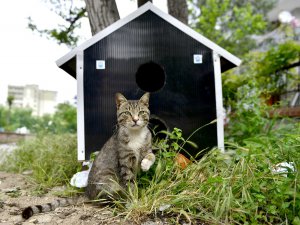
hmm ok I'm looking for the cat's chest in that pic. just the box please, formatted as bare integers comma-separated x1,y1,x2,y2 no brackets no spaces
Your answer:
126,129,147,152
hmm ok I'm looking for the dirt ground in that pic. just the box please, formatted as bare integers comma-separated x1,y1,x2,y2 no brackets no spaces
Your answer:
0,171,167,225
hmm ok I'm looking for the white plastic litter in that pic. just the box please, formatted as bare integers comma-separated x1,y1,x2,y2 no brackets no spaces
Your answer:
70,161,92,188
272,162,295,177
159,204,171,212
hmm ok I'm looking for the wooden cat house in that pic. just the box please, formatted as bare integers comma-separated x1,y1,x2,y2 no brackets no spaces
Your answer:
56,2,241,161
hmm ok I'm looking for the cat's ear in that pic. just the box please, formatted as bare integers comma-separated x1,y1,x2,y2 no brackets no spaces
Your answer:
115,93,127,109
139,92,150,107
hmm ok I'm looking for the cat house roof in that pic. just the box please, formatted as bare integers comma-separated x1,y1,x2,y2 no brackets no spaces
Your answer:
56,2,241,78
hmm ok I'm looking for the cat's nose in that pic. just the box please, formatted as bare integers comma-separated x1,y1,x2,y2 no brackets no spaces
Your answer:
132,116,139,123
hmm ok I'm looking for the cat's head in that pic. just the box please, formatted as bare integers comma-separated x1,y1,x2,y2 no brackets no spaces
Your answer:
115,92,150,130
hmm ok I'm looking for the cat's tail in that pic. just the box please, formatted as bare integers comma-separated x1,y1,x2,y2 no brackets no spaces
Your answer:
22,198,80,219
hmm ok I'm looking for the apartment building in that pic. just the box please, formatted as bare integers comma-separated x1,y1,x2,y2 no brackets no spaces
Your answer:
7,85,57,116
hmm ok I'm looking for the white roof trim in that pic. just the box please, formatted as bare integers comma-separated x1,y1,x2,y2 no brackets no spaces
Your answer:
56,2,241,68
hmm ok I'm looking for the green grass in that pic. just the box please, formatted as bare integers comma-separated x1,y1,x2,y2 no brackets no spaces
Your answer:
117,124,300,224
0,134,81,194
1,121,299,224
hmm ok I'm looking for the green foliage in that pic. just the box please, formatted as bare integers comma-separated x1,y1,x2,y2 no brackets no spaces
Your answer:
121,125,300,224
27,0,86,47
0,102,76,134
0,106,37,132
255,41,300,94
0,134,81,193
6,95,14,109
33,102,77,134
222,41,300,106
224,84,275,143
189,0,274,56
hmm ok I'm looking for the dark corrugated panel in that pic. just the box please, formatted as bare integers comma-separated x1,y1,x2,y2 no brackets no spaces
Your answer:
83,11,216,159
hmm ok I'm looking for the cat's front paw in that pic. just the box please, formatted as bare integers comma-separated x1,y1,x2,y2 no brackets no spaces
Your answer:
141,159,152,172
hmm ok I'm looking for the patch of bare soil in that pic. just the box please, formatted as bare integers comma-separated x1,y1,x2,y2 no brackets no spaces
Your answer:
0,171,167,225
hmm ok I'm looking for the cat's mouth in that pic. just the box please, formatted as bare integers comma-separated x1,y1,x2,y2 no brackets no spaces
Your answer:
130,122,144,129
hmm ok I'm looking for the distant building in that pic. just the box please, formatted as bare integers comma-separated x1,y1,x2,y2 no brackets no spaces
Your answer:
7,85,57,116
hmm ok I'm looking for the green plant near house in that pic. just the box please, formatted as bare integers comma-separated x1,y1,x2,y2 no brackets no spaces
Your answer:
255,41,300,96
224,84,277,144
120,125,300,224
222,40,300,109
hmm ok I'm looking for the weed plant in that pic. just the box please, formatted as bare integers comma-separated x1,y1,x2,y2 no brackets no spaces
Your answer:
0,134,81,193
120,124,300,224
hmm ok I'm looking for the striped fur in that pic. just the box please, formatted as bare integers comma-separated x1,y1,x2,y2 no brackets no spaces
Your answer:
85,92,155,199
22,93,155,219
22,198,78,219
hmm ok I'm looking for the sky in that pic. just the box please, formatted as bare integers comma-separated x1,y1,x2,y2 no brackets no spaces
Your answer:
0,0,167,106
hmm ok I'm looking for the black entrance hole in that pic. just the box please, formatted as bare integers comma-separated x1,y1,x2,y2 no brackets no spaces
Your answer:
136,61,166,92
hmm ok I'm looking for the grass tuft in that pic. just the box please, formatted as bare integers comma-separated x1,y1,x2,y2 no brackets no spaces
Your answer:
0,134,81,194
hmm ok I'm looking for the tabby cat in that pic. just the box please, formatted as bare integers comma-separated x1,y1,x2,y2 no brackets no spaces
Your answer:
22,92,155,219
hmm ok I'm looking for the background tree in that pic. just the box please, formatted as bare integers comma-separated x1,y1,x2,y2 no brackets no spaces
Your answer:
84,0,120,35
51,102,77,133
28,0,87,46
6,95,14,127
189,0,277,56
29,0,188,47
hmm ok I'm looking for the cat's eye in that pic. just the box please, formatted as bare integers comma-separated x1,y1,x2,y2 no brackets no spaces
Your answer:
124,111,131,116
139,111,147,115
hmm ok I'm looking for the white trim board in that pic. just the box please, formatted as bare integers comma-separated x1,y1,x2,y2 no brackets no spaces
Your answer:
76,51,85,161
213,52,225,152
56,2,241,69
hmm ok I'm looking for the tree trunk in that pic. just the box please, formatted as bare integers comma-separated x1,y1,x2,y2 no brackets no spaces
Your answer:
137,0,152,7
167,0,188,24
84,0,120,35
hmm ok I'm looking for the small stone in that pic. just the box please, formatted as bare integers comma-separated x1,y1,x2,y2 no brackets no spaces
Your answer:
29,218,38,224
2,187,20,193
58,214,66,219
44,222,58,225
22,170,33,175
6,202,18,207
8,207,20,215
63,208,76,216
37,215,52,223
80,215,92,220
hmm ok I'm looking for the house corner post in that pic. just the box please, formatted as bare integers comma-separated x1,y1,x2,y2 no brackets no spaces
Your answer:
213,51,225,152
76,51,85,161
